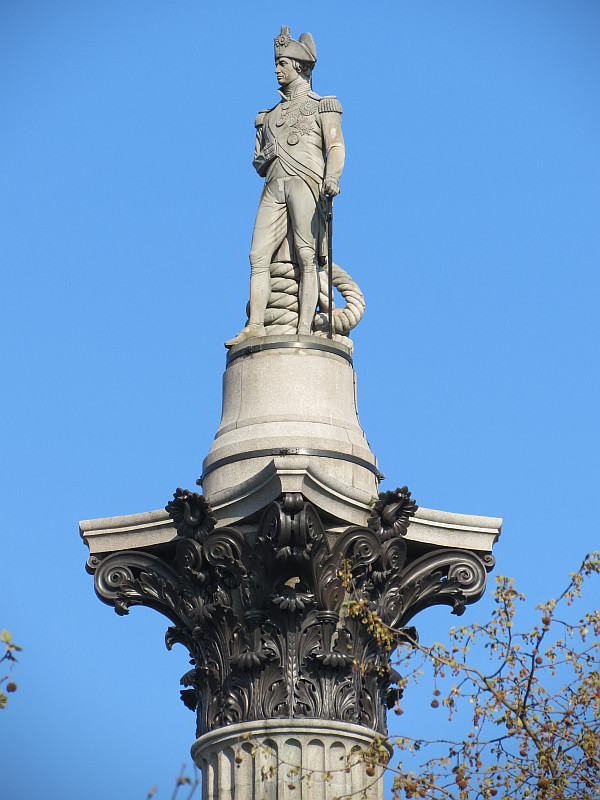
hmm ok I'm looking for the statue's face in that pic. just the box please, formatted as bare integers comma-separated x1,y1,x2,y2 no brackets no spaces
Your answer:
275,58,297,86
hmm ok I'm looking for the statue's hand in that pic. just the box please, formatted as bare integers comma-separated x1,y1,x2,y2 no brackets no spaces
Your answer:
323,178,340,197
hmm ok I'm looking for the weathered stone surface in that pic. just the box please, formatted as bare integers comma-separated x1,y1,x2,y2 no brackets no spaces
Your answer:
80,508,176,554
201,336,380,508
408,506,502,552
202,457,378,529
192,719,389,800
79,499,501,556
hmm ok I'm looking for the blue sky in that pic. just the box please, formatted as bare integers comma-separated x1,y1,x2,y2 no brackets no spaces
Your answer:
1,2,599,797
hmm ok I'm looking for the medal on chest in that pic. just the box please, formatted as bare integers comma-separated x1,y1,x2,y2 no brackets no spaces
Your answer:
275,99,318,145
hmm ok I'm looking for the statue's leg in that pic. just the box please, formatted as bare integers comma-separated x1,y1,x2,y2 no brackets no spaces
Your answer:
286,178,319,335
248,182,288,323
225,182,287,347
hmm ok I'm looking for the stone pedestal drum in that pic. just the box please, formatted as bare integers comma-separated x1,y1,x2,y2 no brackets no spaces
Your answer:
201,335,379,526
79,24,501,800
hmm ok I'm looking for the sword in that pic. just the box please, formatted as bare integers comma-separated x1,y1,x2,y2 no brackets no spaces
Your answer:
327,195,334,339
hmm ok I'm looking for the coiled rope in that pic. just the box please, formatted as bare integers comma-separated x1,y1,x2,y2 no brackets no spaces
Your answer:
260,261,365,345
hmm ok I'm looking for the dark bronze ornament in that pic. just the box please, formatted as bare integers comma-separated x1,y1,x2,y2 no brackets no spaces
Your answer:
367,486,418,539
87,487,491,738
165,488,217,541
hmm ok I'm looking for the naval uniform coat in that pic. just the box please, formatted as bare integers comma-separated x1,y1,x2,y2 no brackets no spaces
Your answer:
250,82,344,268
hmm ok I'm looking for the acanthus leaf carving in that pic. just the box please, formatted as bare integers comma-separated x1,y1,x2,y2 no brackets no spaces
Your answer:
87,486,492,737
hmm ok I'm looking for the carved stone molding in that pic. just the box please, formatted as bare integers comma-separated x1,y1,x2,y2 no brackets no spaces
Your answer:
86,488,492,738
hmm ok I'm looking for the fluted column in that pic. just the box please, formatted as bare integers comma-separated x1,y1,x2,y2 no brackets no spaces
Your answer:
192,720,389,800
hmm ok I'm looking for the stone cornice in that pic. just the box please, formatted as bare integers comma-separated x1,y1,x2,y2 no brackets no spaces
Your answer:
80,492,500,556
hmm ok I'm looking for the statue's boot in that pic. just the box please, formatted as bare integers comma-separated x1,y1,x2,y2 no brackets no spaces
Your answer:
225,323,266,348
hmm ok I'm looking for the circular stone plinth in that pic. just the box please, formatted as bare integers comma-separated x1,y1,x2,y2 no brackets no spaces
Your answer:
202,335,379,507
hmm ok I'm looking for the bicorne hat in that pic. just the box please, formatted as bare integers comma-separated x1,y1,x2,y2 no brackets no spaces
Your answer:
274,26,317,64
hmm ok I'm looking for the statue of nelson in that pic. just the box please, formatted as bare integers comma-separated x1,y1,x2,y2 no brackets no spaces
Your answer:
225,26,345,347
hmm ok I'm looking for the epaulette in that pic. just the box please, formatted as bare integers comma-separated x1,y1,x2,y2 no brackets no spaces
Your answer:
254,110,270,128
319,96,343,114
308,90,321,101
